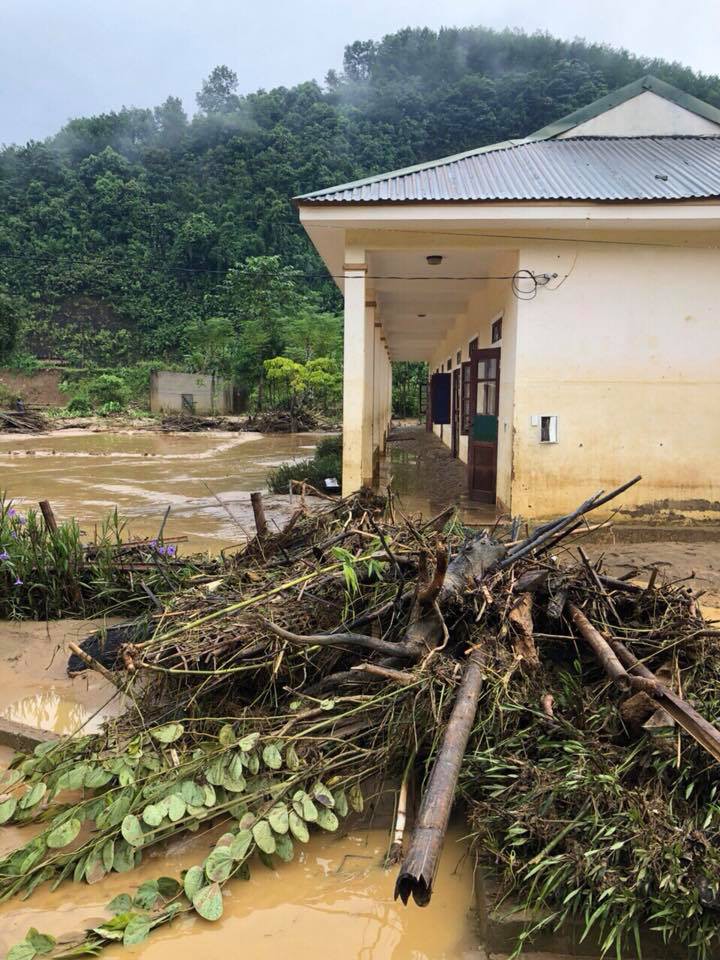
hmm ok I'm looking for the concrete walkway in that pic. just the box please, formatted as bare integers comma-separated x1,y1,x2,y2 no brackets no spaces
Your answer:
380,424,497,525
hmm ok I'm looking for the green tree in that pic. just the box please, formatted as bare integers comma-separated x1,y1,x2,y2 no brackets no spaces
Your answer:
196,65,240,114
0,288,27,361
184,316,236,378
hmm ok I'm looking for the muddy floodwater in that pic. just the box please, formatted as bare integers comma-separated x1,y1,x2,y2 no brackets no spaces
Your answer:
0,429,328,551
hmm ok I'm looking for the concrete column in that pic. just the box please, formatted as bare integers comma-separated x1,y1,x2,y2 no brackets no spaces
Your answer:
372,320,382,462
342,249,371,495
362,302,376,484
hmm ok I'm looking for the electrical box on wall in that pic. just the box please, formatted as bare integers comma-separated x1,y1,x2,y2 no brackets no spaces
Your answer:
540,415,558,443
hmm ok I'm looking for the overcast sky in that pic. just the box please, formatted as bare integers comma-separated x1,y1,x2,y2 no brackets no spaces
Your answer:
1,0,718,146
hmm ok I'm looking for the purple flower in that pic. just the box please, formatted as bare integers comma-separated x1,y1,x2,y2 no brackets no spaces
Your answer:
7,508,16,518
10,532,17,540
13,577,23,586
16,516,26,526
0,551,9,561
165,544,177,557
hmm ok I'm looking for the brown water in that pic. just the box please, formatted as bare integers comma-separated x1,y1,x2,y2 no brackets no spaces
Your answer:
0,429,327,551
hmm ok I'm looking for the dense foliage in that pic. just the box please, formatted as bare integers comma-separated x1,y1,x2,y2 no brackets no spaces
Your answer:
1,25,719,385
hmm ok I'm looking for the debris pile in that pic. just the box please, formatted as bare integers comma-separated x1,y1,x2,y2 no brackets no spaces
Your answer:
245,403,334,433
160,413,244,432
0,408,47,433
2,476,720,958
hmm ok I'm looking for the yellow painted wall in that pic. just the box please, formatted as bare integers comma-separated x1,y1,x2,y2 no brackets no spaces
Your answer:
510,241,720,518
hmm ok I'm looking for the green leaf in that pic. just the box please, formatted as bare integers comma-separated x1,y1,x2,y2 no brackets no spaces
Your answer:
246,752,260,775
180,780,205,806
192,882,224,922
85,851,107,885
56,766,88,792
142,803,164,827
112,840,136,873
19,782,46,810
205,757,226,786
102,839,115,872
275,833,294,862
222,773,246,794
238,733,259,751
84,766,113,789
121,814,145,847
107,893,133,913
315,807,339,832
292,790,318,822
123,915,151,946
167,795,186,822
268,803,289,835
134,880,160,910
26,928,55,955
157,876,181,898
218,724,236,747
204,846,233,882
6,941,36,960
230,829,252,861
348,784,364,813
262,744,283,770
203,784,216,807
312,781,334,808
46,817,82,849
150,723,184,744
289,811,309,843
285,744,301,771
333,790,349,818
252,819,276,854
1,769,23,788
0,794,17,824
183,865,204,901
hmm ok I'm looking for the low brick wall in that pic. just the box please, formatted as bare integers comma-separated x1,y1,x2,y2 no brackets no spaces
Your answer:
0,369,65,406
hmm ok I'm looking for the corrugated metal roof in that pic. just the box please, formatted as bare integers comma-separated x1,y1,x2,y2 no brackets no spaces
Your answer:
297,136,720,203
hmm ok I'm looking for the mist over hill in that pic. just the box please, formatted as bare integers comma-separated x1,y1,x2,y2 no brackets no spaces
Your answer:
1,25,718,364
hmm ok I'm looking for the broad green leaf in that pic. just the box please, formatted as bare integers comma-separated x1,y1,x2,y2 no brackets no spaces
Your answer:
268,803,289,834
150,722,184,744
73,854,88,883
55,766,87,792
205,757,226,786
6,942,36,960
252,820,276,854
204,846,233,882
245,752,260,775
285,744,301,771
222,773,246,794
157,876,181,898
134,880,160,910
121,814,145,847
123,915,151,946
102,839,115,872
112,840,136,873
315,807,339,832
275,833,294,863
0,769,23,788
0,795,18,824
218,724,236,747
348,785,364,813
107,893,133,913
238,733,259,751
227,754,244,781
289,811,309,843
292,791,318,822
142,804,164,827
203,784,216,807
84,767,113,789
230,829,252,861
183,865,204,901
262,744,282,770
19,782,46,810
192,882,224,922
180,781,205,806
312,781,334,808
167,795,186,822
333,790,349,818
26,929,55,955
103,790,133,827
85,851,107,885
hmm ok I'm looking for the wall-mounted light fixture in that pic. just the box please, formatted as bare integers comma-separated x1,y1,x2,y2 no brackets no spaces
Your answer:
417,313,427,318
426,254,443,266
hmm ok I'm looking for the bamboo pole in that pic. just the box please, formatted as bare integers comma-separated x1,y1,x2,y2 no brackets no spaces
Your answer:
39,500,58,533
395,647,485,907
250,491,268,538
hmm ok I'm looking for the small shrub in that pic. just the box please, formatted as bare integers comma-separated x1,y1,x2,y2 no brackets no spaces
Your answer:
267,437,341,495
67,396,92,416
98,400,124,417
85,374,129,408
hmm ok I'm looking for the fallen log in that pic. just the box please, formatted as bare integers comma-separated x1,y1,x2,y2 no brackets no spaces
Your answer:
394,646,486,907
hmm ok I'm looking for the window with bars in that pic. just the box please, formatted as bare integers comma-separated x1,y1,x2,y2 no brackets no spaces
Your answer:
492,317,503,343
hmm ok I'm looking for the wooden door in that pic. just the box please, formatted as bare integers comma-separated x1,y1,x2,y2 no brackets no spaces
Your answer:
451,368,461,457
467,348,500,503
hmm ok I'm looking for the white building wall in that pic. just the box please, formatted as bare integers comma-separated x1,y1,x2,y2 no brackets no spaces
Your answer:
557,91,720,137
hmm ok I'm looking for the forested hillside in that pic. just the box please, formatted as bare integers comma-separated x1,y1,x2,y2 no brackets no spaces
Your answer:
1,25,719,370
